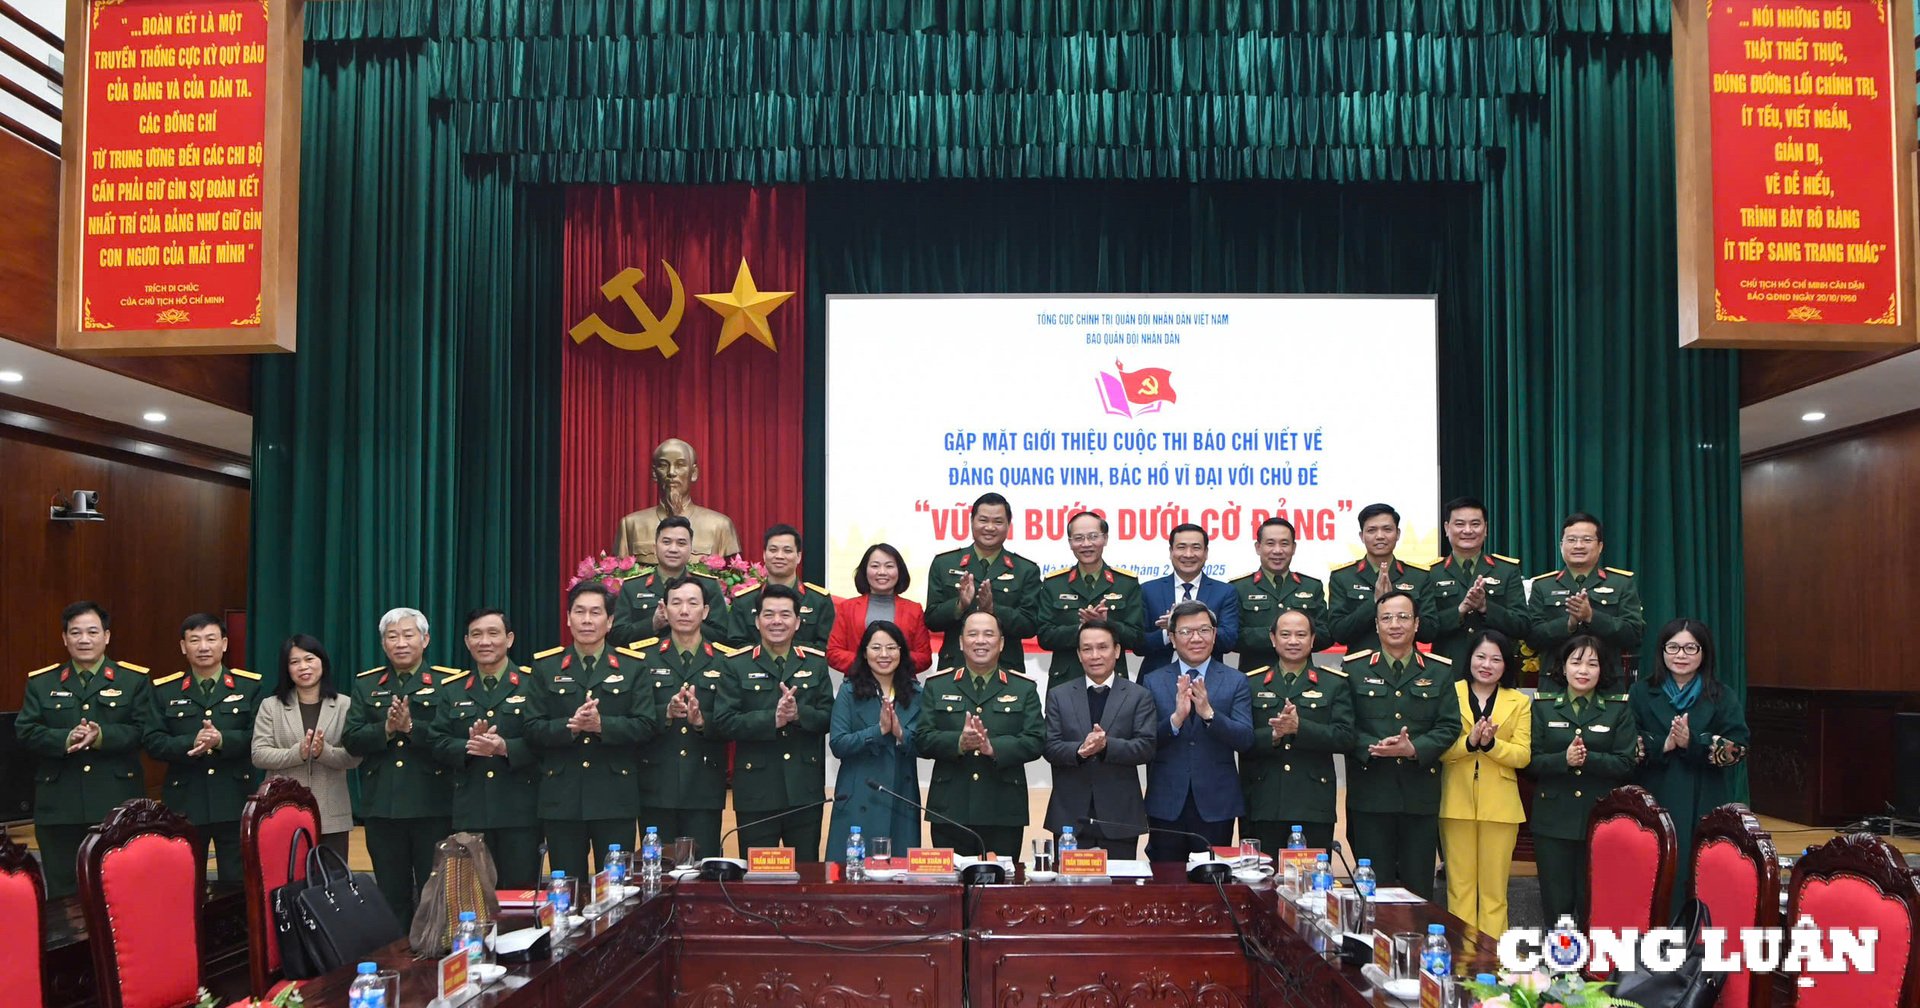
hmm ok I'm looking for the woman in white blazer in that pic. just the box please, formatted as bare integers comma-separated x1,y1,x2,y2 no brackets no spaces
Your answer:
252,634,361,855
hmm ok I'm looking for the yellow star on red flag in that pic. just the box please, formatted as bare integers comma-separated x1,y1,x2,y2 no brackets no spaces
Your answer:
696,259,794,354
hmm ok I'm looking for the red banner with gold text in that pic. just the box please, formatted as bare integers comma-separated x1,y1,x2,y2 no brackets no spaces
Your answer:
1707,0,1903,326
559,186,807,593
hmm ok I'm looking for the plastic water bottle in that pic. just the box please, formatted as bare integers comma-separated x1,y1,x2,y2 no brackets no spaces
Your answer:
1423,923,1453,977
606,844,630,888
1059,826,1078,852
455,911,484,969
1311,852,1333,891
1353,858,1376,897
845,826,867,881
640,826,663,883
1287,825,1306,850
348,962,385,1008
547,869,573,921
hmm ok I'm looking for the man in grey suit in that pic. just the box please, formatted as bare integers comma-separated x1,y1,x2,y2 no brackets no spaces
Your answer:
1141,600,1254,861
1043,620,1159,858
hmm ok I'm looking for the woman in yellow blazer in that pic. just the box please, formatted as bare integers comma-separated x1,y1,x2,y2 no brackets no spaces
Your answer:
1438,630,1532,936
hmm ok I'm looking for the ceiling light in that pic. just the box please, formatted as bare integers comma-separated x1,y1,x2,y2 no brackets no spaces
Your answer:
0,370,21,383
1800,411,1826,422
142,411,167,423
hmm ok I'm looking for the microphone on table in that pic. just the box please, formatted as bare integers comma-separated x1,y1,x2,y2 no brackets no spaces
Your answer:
866,780,1007,885
698,791,848,881
1081,817,1234,883
1329,839,1358,881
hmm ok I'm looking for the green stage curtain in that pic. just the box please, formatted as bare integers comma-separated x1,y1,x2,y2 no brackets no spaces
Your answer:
248,45,561,680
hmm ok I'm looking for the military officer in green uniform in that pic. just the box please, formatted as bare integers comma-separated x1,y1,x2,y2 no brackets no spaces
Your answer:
712,584,834,859
725,524,835,650
612,515,730,648
527,582,658,880
17,601,155,898
1345,590,1459,900
1329,504,1437,654
1425,497,1531,669
1529,634,1638,925
925,492,1043,672
912,609,1046,857
634,575,737,858
1036,510,1143,686
1232,516,1330,671
1240,610,1353,854
1526,512,1646,676
146,613,261,882
344,606,460,924
425,608,542,889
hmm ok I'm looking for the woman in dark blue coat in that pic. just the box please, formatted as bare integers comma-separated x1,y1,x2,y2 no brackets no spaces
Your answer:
828,620,923,858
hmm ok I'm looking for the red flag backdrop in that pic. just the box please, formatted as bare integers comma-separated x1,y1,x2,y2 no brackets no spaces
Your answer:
559,185,807,593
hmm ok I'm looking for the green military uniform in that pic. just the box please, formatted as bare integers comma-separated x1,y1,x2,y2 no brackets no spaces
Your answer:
924,547,1043,671
632,636,738,858
1239,661,1354,854
426,664,542,889
725,581,835,651
17,658,155,898
345,663,462,923
1035,564,1144,685
1529,690,1637,926
146,665,262,882
1344,649,1459,900
610,567,730,649
1327,559,1438,653
1525,567,1646,675
1629,678,1749,917
911,666,1046,857
711,644,833,859
526,642,657,880
1231,568,1330,672
1425,552,1531,669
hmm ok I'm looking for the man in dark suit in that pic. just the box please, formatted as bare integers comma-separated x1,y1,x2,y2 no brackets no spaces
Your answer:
1138,523,1240,675
1140,601,1254,860
1043,619,1159,858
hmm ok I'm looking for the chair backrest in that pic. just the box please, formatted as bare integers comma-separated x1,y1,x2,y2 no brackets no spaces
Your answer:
240,777,320,996
1787,833,1920,1008
1585,785,1678,933
76,799,205,1008
0,826,47,1008
1692,804,1779,1008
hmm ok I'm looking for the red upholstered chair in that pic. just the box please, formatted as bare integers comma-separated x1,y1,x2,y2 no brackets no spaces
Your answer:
1585,785,1679,934
240,778,320,997
0,827,47,1008
1692,804,1778,1008
76,799,206,1008
1786,833,1920,1008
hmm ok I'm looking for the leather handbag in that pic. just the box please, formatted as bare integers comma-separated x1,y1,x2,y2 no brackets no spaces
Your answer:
409,831,501,956
292,842,403,973
268,827,322,979
1611,898,1727,1008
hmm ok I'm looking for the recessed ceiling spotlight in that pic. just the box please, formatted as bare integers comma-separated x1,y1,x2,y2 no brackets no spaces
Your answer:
142,411,168,423
0,370,22,383
1800,411,1826,422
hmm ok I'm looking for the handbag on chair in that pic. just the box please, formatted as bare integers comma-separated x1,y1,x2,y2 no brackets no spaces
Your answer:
268,827,322,979
291,842,403,973
409,831,501,957
1610,897,1727,1008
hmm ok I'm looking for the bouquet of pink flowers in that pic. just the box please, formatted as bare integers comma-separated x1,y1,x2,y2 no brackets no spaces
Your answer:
700,553,766,596
567,551,643,596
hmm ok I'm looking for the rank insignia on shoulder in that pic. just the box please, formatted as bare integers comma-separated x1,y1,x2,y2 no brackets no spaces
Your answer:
1245,667,1268,677
533,646,565,660
153,672,185,687
231,668,261,680
359,666,386,677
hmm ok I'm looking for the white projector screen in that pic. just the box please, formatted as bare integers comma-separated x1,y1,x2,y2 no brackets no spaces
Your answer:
823,295,1440,620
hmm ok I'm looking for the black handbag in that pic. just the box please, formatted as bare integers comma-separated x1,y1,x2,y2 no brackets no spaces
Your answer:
290,842,404,973
1611,897,1728,1008
268,827,322,979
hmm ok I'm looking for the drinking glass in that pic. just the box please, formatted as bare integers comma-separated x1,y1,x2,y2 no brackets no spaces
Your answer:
1030,836,1055,873
671,837,697,868
1239,837,1263,864
1391,932,1423,982
869,835,893,867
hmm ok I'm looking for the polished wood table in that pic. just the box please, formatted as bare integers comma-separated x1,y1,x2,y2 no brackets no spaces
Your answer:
291,866,1498,1007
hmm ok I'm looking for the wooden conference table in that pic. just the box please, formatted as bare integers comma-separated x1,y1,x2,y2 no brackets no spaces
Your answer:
294,866,1500,1007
